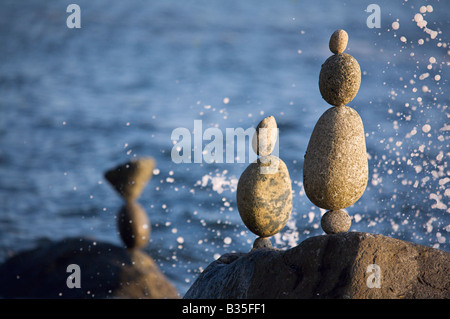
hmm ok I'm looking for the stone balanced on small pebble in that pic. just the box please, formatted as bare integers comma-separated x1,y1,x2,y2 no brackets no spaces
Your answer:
105,157,155,249
303,30,369,234
237,116,293,249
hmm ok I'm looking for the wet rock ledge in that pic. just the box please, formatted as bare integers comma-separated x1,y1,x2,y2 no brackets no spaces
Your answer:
184,232,449,299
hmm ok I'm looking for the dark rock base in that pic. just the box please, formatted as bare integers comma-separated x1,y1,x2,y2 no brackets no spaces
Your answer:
184,232,449,299
0,237,179,299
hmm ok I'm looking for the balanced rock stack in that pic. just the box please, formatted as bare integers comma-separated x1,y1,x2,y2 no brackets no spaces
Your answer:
105,157,155,249
237,116,293,249
303,30,368,234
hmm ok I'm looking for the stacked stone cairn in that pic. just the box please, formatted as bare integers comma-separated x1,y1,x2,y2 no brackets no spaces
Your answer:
303,30,369,234
236,116,293,249
104,157,155,249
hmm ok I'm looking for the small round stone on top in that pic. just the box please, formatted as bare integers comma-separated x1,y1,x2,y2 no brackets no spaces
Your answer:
329,29,348,54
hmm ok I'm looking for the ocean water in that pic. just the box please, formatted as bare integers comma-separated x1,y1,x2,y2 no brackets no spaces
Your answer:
0,0,448,296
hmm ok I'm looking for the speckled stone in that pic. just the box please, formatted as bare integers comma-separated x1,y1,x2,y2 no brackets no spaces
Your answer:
105,157,155,201
252,116,278,156
319,53,361,106
252,237,272,249
303,106,368,210
117,201,151,249
329,29,348,54
321,210,351,234
237,155,292,238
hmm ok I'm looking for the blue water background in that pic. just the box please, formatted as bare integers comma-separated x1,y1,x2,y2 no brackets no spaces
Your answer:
0,0,449,296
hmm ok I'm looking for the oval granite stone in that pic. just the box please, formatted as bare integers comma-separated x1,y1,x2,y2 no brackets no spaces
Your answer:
321,210,351,234
237,155,292,238
303,106,368,210
319,53,361,106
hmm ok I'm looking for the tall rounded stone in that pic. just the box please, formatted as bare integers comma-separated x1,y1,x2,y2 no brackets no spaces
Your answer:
117,201,151,249
237,156,292,238
303,106,368,210
252,116,278,156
